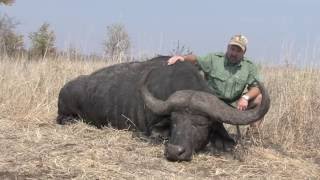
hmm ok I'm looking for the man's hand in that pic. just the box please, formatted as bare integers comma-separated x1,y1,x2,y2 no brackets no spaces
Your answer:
167,56,184,65
237,98,248,111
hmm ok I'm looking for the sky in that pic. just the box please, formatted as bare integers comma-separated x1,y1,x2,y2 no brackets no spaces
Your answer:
1,0,320,66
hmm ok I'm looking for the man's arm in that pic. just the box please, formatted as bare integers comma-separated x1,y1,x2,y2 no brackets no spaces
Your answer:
243,86,261,101
238,60,262,111
167,54,198,65
238,86,261,111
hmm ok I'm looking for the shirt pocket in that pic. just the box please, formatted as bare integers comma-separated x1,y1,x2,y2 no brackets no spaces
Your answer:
209,71,229,98
232,73,248,97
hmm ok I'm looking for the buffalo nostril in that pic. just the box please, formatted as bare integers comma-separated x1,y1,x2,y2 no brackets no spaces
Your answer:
176,146,185,155
165,144,186,159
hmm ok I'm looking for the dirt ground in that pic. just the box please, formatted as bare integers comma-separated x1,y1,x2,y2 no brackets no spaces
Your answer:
0,116,319,180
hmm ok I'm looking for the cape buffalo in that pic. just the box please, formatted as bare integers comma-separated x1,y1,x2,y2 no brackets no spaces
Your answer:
57,56,270,161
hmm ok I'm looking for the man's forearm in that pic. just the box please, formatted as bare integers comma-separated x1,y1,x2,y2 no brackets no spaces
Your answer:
182,54,198,64
168,54,198,65
243,86,260,100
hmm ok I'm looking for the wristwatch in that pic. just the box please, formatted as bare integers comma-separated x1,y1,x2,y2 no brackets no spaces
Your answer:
242,94,250,101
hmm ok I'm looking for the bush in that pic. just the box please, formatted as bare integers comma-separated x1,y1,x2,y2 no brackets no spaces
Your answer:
29,22,56,59
103,23,131,62
0,14,24,57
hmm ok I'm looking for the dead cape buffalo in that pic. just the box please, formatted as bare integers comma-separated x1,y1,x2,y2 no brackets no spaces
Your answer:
57,56,270,161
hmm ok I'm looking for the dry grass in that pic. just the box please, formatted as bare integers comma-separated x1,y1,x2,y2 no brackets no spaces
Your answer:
0,56,319,179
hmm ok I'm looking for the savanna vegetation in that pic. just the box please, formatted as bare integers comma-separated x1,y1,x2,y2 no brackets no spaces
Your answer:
0,54,319,179
0,6,319,179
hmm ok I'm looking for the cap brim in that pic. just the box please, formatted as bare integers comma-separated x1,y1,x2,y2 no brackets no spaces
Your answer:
229,42,246,51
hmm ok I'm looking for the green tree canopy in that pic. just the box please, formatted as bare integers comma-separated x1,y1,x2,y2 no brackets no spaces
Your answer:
29,22,56,59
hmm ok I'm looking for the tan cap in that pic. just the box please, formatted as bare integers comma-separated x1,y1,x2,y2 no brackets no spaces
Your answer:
228,34,248,51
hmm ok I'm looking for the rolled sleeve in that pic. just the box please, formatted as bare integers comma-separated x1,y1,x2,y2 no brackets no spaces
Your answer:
196,53,215,73
247,63,262,88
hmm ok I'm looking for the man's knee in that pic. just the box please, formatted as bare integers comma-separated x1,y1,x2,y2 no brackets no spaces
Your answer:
253,94,262,105
248,94,262,108
248,93,263,128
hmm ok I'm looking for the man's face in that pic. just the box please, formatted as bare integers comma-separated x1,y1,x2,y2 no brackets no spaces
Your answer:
226,45,245,64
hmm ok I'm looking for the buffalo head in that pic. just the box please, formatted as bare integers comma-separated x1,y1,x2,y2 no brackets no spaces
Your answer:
140,68,270,161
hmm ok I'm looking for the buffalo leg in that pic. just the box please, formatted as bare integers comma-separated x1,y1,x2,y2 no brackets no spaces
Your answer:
210,123,236,152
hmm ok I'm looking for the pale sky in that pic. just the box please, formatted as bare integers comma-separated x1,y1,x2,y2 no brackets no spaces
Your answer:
1,0,320,66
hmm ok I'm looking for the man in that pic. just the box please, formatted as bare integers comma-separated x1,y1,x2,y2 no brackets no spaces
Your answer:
167,35,263,134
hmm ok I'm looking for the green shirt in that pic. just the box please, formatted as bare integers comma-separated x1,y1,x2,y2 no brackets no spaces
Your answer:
197,52,261,102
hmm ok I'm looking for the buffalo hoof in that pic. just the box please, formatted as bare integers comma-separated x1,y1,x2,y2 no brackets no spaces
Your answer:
210,136,236,153
224,139,236,152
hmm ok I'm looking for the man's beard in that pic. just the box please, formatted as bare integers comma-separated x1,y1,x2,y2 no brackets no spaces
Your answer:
228,56,241,64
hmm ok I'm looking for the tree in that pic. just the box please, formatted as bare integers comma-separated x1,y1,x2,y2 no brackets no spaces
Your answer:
0,14,24,57
29,22,56,59
0,0,14,5
103,23,131,62
3,31,24,56
169,40,192,56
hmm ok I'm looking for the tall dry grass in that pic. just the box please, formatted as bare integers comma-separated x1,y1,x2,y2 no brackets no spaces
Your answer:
0,57,108,123
0,56,319,179
262,66,320,152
